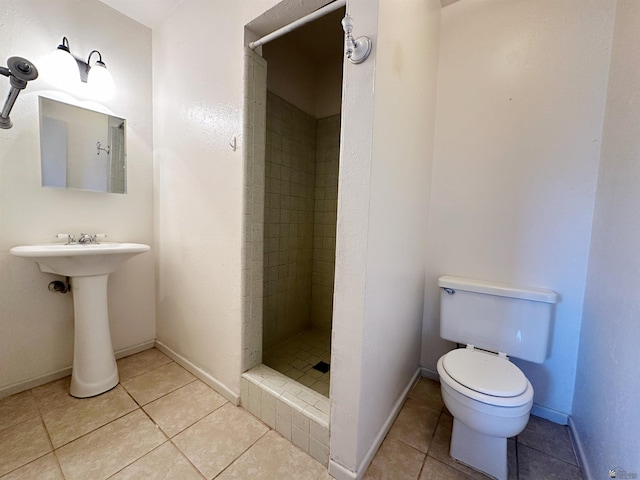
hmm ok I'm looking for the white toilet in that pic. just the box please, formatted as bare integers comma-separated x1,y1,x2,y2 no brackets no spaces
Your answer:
436,276,558,480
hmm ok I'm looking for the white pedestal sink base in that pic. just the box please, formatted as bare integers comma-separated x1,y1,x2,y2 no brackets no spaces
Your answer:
10,242,150,398
70,274,119,398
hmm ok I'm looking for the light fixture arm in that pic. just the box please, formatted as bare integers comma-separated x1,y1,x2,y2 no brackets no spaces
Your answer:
341,14,372,64
56,38,107,83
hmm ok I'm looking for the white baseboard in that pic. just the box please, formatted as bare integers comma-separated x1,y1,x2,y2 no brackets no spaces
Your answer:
568,416,592,480
328,459,357,480
530,404,569,425
0,340,156,400
115,340,156,359
0,367,72,399
420,366,439,381
155,340,239,405
329,368,421,480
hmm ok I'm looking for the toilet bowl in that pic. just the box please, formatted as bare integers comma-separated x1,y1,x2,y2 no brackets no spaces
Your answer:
437,348,533,480
435,276,558,480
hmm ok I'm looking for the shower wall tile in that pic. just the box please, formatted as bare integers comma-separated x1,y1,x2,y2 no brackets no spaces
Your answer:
311,115,340,333
264,92,317,351
242,49,267,372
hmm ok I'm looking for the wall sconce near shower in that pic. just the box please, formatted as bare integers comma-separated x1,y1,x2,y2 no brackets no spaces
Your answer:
0,56,39,129
45,37,115,101
341,14,372,64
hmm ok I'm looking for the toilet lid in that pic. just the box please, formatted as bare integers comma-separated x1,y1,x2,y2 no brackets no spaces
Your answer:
442,349,528,397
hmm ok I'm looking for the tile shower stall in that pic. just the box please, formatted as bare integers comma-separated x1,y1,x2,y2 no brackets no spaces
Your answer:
241,50,340,466
261,92,339,392
262,92,339,360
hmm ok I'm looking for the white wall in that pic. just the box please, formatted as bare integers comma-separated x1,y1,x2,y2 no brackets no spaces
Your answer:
0,0,155,394
153,0,293,399
421,0,615,422
573,1,640,477
330,0,440,476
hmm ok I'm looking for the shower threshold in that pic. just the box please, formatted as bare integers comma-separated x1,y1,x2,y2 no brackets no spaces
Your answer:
241,364,330,465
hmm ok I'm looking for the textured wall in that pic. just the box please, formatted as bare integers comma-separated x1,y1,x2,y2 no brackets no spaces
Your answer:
573,1,640,477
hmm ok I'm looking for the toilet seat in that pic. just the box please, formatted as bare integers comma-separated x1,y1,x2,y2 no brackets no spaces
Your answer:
438,350,533,408
442,348,528,397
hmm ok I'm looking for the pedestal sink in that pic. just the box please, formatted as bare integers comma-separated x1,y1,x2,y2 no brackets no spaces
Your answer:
10,242,150,398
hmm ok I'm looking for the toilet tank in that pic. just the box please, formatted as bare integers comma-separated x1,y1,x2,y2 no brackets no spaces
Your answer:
438,276,559,363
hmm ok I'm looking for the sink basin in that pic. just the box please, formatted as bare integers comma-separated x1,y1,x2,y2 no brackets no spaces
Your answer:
10,242,150,277
10,241,150,398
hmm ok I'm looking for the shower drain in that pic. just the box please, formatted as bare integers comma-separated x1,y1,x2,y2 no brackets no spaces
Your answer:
312,361,330,373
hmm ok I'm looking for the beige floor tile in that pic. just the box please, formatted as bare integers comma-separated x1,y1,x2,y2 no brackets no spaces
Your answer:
143,380,227,437
408,378,444,412
427,413,491,480
0,391,39,433
215,430,325,480
108,442,204,480
173,403,269,479
1,453,63,480
56,409,166,480
315,470,336,480
0,418,52,476
121,362,196,405
419,456,470,480
31,377,75,414
387,398,441,453
517,415,578,466
42,385,137,447
363,437,425,480
517,444,583,480
116,348,171,382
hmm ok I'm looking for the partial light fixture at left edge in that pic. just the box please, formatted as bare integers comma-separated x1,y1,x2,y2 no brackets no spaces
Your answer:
45,37,115,101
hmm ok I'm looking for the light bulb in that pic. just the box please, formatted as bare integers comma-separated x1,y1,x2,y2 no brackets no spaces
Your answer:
88,62,115,101
43,47,80,89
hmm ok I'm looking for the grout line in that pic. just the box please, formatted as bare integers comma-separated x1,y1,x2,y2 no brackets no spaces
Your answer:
209,428,271,479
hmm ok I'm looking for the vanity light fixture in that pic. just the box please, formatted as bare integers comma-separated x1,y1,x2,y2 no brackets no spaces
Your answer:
49,37,115,100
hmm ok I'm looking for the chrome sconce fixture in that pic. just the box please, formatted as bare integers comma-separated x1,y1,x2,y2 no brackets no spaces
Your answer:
0,56,39,129
341,14,372,64
47,37,115,100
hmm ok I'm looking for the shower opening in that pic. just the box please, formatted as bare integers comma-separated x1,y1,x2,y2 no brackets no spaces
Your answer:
260,8,344,399
241,5,344,464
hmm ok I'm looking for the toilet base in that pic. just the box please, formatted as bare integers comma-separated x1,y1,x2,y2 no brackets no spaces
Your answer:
450,418,507,480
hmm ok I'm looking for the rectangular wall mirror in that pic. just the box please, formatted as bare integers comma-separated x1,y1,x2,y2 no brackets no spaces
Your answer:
39,96,127,194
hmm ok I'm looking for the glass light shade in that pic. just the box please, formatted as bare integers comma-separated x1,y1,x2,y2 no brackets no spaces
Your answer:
44,48,80,88
87,63,115,101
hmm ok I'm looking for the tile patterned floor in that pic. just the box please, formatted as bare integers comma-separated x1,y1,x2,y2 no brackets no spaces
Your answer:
0,349,330,480
363,378,585,480
263,329,331,397
0,348,583,480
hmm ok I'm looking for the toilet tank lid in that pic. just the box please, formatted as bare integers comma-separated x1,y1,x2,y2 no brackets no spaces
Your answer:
438,276,558,304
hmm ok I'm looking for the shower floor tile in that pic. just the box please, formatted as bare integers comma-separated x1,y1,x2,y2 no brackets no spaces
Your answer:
263,329,331,398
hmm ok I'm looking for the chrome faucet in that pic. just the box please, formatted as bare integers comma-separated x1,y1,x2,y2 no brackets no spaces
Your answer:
78,233,107,244
56,233,77,244
56,233,107,244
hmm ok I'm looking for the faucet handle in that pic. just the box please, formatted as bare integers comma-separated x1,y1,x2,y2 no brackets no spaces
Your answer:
95,233,107,243
55,233,76,244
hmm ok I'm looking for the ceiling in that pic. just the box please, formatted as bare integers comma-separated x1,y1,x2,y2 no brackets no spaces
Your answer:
101,0,458,31
99,0,184,29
